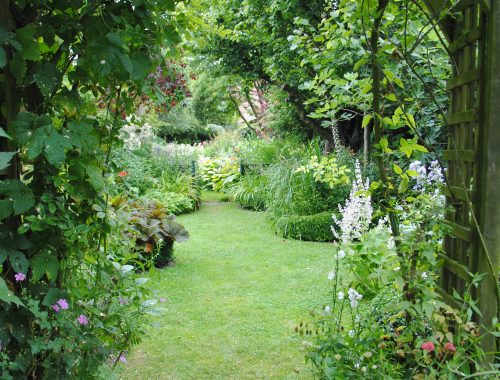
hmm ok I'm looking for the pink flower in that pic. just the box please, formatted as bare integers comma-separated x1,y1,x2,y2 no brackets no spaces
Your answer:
77,314,89,325
51,304,60,312
118,171,128,177
119,354,127,363
421,341,435,352
57,298,69,310
159,297,167,303
444,342,456,353
14,273,26,282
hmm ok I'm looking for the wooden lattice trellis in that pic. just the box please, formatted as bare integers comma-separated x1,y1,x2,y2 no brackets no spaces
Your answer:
424,0,499,357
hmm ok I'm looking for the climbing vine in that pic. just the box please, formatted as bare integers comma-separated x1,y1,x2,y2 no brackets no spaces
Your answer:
0,1,186,377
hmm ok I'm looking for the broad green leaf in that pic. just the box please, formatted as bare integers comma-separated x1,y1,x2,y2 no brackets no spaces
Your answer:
385,93,397,102
0,152,16,171
393,164,403,175
0,278,24,307
0,180,35,215
106,32,128,52
10,52,27,84
0,199,13,219
67,121,99,151
86,163,104,190
131,53,152,81
34,62,61,97
0,47,6,68
27,125,71,166
15,24,40,61
42,288,68,306
11,112,36,144
31,252,59,282
406,169,418,177
0,128,11,139
362,114,372,128
414,144,429,153
8,250,29,273
0,249,7,264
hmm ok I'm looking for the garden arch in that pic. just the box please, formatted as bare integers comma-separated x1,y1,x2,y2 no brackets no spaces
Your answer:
423,0,499,356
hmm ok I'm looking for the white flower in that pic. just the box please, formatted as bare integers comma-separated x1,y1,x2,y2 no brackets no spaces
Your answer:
100,59,106,65
327,271,336,280
372,365,378,369
337,291,345,300
361,367,367,373
332,160,373,244
421,272,428,279
324,306,331,314
336,250,346,259
334,354,342,361
348,288,363,308
349,330,355,337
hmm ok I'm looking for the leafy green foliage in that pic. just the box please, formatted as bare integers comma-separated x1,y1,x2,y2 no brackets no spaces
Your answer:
276,212,336,242
0,0,187,377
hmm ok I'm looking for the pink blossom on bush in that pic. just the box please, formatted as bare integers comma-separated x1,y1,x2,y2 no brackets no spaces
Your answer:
444,342,456,353
77,315,89,325
119,354,127,363
14,273,26,282
51,304,60,312
57,298,69,310
421,341,435,352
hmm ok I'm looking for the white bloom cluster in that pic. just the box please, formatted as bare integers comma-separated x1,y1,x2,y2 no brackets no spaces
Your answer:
327,271,336,280
332,160,372,244
153,142,203,162
348,288,363,308
120,118,155,150
409,160,444,190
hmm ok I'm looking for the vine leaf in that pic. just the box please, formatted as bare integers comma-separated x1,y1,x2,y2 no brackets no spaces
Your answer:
0,180,35,215
0,278,24,307
8,250,29,273
27,125,71,166
34,62,61,97
9,52,27,84
0,152,16,171
31,252,59,282
0,47,6,68
15,24,40,61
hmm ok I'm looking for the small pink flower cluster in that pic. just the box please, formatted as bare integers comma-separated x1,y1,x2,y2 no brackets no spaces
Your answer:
52,298,69,313
14,273,26,282
421,341,456,354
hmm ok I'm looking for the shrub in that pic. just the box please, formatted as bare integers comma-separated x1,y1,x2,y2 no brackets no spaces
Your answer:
143,190,196,215
198,156,240,191
276,212,336,242
125,200,189,267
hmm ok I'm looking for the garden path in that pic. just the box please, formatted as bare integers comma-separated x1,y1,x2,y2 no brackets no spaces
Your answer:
124,194,334,379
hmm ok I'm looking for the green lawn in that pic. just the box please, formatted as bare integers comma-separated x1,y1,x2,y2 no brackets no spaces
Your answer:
123,194,335,379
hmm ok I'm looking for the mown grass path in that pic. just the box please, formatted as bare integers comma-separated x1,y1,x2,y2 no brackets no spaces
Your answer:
124,194,334,379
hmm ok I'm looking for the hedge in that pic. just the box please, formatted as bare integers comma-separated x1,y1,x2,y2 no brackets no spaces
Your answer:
276,211,337,242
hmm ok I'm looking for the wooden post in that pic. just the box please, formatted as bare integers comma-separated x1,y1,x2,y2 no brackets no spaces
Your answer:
477,0,500,359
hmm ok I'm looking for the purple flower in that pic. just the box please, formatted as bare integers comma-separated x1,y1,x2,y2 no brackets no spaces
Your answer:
118,297,127,305
14,273,26,282
57,298,69,310
159,297,167,303
119,354,127,363
77,314,89,325
51,304,60,312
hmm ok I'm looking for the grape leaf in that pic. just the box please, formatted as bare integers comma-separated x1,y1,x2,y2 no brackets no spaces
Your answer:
0,47,6,68
8,250,29,273
0,179,35,215
0,152,16,171
31,252,59,282
0,278,24,307
9,52,27,84
34,62,61,97
15,24,40,61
